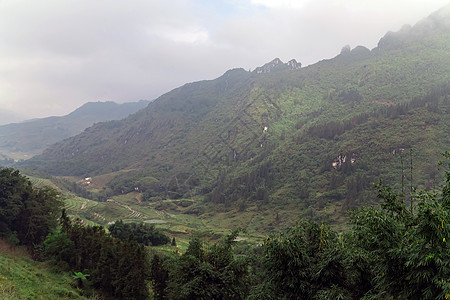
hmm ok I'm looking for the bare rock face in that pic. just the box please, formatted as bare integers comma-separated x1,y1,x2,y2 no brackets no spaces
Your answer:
286,59,302,70
253,58,301,74
253,58,283,74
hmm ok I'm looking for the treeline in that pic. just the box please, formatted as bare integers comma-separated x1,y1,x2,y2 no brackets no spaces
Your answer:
150,230,251,299
43,211,152,299
109,219,170,246
208,160,274,206
309,83,450,140
0,168,62,247
55,171,194,203
328,87,363,104
152,153,450,299
54,177,109,202
0,167,170,298
105,171,169,200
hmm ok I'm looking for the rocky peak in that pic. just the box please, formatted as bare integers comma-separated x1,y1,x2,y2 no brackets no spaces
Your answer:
253,58,301,74
286,59,302,70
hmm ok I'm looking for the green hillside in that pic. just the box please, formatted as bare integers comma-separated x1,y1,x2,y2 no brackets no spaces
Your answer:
0,247,89,300
22,7,450,228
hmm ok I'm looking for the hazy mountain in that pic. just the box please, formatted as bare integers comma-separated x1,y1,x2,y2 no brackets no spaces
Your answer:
23,7,450,222
0,100,150,158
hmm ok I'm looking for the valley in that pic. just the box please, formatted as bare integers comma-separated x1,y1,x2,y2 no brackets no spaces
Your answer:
1,4,450,298
28,172,283,249
21,17,450,234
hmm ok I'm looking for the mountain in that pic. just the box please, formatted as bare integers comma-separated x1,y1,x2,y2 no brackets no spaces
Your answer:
253,58,301,74
22,7,450,224
0,100,150,159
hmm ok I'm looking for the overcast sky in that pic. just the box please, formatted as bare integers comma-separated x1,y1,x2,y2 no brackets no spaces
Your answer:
0,0,448,122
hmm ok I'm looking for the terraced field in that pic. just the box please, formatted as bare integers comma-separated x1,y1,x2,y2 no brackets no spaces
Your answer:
61,191,265,248
25,172,266,248
27,175,59,189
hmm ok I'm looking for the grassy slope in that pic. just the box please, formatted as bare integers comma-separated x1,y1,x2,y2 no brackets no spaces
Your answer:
0,241,88,300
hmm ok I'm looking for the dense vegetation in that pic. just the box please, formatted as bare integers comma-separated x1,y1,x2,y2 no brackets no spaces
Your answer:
44,210,151,299
2,152,449,298
253,155,450,299
0,168,162,298
0,168,62,247
21,9,450,226
151,153,450,299
108,219,170,246
2,6,449,299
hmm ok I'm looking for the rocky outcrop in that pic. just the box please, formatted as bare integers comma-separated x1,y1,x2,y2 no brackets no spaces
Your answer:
253,58,301,74
332,153,357,169
286,59,302,70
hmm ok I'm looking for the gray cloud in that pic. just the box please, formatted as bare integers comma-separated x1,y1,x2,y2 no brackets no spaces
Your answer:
0,0,448,120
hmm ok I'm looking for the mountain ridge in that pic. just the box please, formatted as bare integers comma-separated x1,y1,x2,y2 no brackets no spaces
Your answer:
253,58,302,74
0,100,151,159
21,7,450,225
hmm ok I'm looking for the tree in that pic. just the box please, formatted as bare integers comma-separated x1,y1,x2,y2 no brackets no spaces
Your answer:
0,168,62,246
149,253,169,299
113,237,150,299
166,230,251,299
254,221,356,299
108,220,170,246
47,212,152,299
43,231,75,265
91,238,118,293
349,152,450,299
0,168,30,241
14,186,63,245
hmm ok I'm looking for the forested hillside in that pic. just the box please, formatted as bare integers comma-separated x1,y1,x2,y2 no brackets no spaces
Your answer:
2,152,449,298
3,3,450,299
22,7,450,225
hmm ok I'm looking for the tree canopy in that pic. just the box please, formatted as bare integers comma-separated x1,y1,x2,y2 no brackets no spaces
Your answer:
0,167,62,246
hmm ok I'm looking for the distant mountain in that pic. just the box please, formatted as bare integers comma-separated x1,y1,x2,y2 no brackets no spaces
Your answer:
23,7,450,224
0,100,150,158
